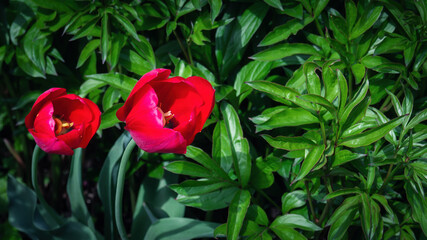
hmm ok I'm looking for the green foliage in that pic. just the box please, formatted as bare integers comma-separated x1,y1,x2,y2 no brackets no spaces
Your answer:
1,0,426,239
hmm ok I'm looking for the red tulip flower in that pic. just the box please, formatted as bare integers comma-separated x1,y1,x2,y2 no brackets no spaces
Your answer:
25,88,101,155
116,69,215,154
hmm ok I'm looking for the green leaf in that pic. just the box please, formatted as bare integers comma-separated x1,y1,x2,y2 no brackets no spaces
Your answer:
176,187,239,211
385,89,403,116
251,107,318,132
304,62,321,95
293,144,325,183
208,0,222,23
341,94,371,133
327,196,360,239
119,48,152,76
212,121,233,174
361,56,405,74
7,175,42,238
165,161,212,178
9,3,34,45
281,190,306,214
247,205,269,226
80,79,106,97
300,94,338,117
12,91,42,110
70,15,100,41
250,157,275,189
22,25,48,74
170,179,232,196
345,0,357,29
339,79,369,133
185,146,229,180
402,108,427,137
112,12,140,41
339,115,407,148
109,33,126,69
264,0,283,10
374,35,407,55
332,149,366,167
234,61,273,98
101,11,109,64
100,104,123,130
97,133,132,239
338,70,348,116
131,36,156,68
67,148,95,230
325,188,362,200
251,43,319,61
271,214,322,231
77,39,100,68
259,19,305,46
115,140,137,240
215,2,268,77
30,0,77,12
247,81,315,111
313,0,329,17
351,63,365,85
321,65,339,103
226,190,251,240
131,173,186,239
371,194,396,223
329,14,348,44
144,218,219,240
262,135,316,151
102,86,120,111
16,47,45,78
349,5,383,40
221,102,251,187
271,226,306,240
86,72,137,93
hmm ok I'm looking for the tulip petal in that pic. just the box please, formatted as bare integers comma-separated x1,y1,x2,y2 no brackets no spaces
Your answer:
25,88,66,129
117,69,171,120
150,81,204,130
53,95,92,124
33,102,55,137
79,98,101,148
184,76,215,131
30,130,74,155
127,125,187,154
124,85,164,128
57,123,85,149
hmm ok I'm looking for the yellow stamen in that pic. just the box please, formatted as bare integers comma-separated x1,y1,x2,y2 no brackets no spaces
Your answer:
54,117,74,135
157,107,174,127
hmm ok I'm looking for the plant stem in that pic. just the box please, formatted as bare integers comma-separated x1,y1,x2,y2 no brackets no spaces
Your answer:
305,180,317,222
257,189,280,210
31,146,63,226
318,199,331,225
115,139,136,240
379,163,401,193
314,18,324,37
173,30,191,64
319,114,327,147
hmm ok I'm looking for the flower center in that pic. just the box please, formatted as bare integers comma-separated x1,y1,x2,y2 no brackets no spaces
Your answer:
157,107,174,127
53,116,74,135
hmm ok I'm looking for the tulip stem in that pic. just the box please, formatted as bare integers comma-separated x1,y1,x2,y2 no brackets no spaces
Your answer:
173,30,192,64
115,139,136,240
31,146,63,227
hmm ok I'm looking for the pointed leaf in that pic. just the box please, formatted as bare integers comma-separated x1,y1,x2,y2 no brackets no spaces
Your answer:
262,135,316,151
339,115,407,148
293,144,325,183
226,190,251,240
251,43,319,61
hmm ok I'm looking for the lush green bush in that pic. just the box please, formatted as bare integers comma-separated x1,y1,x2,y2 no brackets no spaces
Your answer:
1,0,426,239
